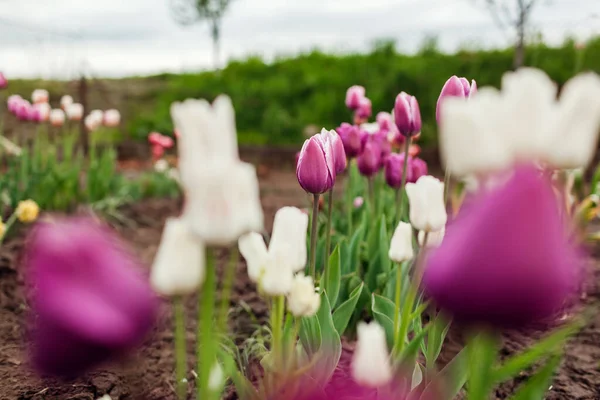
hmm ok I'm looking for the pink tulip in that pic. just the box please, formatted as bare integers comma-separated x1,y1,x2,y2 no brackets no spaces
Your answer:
436,75,477,122
394,92,421,137
0,72,7,89
345,85,366,110
297,134,336,194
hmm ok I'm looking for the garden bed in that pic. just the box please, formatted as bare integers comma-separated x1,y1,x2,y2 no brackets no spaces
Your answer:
1,169,599,399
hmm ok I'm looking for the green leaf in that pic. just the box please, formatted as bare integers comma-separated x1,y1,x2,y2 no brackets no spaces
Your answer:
492,322,579,383
425,312,452,369
313,291,342,386
333,282,363,335
371,294,396,349
400,325,430,367
467,333,499,400
378,214,391,273
348,226,364,276
420,346,469,400
299,315,321,358
509,354,562,400
324,245,341,307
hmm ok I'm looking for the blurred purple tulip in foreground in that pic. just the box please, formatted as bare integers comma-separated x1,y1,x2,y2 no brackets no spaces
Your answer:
423,164,581,328
27,218,158,377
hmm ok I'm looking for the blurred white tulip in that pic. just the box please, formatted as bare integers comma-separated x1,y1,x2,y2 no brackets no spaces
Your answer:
32,89,49,104
238,232,268,282
418,226,445,248
208,361,225,391
268,207,308,272
154,159,169,173
351,321,393,388
389,222,414,263
406,176,447,232
150,218,205,296
60,95,73,110
103,109,121,127
34,103,51,122
286,274,320,317
66,103,84,121
49,109,65,127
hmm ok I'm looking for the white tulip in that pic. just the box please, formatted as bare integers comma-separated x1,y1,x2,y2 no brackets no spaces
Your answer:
208,361,225,391
360,122,379,134
170,96,239,187
238,232,268,282
268,207,308,272
90,109,104,121
104,109,121,127
154,159,169,173
150,218,205,296
418,226,445,248
287,274,320,317
49,109,65,127
406,176,447,232
388,222,414,263
260,250,294,295
32,89,49,104
66,103,84,121
34,103,51,122
183,162,263,246
60,95,74,110
351,321,393,388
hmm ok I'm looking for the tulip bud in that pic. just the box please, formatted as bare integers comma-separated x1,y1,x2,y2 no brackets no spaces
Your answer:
151,218,205,296
154,159,169,173
268,207,309,273
15,101,31,121
0,72,7,89
351,321,393,388
353,196,364,208
337,123,365,158
389,222,414,263
406,175,446,232
16,200,40,223
376,112,393,131
261,251,294,295
345,85,366,110
394,92,421,137
49,109,65,127
423,165,580,328
60,95,74,110
28,106,41,123
7,95,21,113
238,232,268,282
357,139,381,177
84,114,100,132
90,109,104,122
287,274,320,317
418,226,445,248
409,157,428,184
26,218,158,377
436,76,477,122
66,103,84,121
208,361,226,391
32,89,49,104
384,153,410,189
355,97,372,119
320,128,347,174
103,109,121,127
296,134,335,194
34,103,51,122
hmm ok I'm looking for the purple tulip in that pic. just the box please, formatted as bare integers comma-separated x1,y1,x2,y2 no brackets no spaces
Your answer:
355,97,372,119
27,218,158,377
409,157,428,183
0,72,7,89
394,92,421,137
423,165,580,328
345,85,366,110
7,95,22,113
325,129,347,174
16,102,31,121
297,134,336,194
376,112,393,132
357,138,381,177
436,76,478,122
384,153,409,189
28,106,41,123
337,123,365,158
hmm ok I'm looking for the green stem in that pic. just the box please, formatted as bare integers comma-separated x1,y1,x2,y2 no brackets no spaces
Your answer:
398,137,412,222
393,262,403,343
367,177,375,217
217,248,239,333
198,249,216,400
270,295,285,368
346,159,354,235
0,210,19,245
174,297,188,400
309,194,320,279
443,168,451,205
324,190,333,284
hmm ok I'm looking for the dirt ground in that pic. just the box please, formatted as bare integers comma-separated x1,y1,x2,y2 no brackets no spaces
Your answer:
1,168,599,399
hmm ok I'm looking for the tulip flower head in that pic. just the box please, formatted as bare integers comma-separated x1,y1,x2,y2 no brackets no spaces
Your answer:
436,75,477,122
27,106,42,123
49,109,65,127
384,153,410,189
320,128,347,174
154,159,169,173
32,89,49,104
389,222,414,263
355,97,372,120
376,112,394,132
7,95,22,113
16,200,40,223
418,226,445,248
351,321,393,388
27,218,158,377
357,138,381,177
423,165,580,328
60,95,74,110
337,123,365,158
287,274,320,317
406,175,447,232
297,134,335,194
353,196,364,208
103,109,121,127
394,92,422,137
66,103,84,121
34,103,51,122
345,85,366,110
409,157,428,183
151,218,205,296
0,72,7,89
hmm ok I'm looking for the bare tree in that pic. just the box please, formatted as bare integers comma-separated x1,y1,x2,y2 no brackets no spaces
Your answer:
473,0,542,69
170,0,234,69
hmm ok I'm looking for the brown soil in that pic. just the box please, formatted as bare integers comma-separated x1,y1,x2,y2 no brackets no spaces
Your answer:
1,169,600,399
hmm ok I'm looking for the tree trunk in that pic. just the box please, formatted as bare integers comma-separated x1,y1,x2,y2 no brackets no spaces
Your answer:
78,76,89,155
513,3,527,69
211,20,220,71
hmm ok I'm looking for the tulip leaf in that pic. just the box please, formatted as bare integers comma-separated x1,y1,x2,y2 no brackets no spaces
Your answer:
508,354,562,400
323,245,341,307
333,282,363,335
313,291,342,387
378,214,391,273
491,321,579,383
400,325,430,367
591,163,600,195
339,238,351,275
299,315,322,358
348,226,364,275
425,312,452,370
420,346,469,400
467,333,499,400
371,294,397,349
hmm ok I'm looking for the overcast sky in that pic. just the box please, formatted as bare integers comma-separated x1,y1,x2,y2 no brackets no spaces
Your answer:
1,0,598,79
